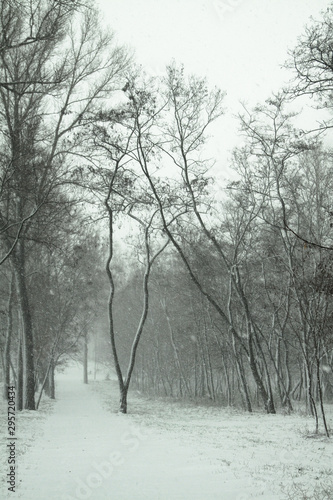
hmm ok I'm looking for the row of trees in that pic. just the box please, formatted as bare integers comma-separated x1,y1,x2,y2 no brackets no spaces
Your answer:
114,141,333,425
93,85,333,435
1,0,333,438
0,0,128,409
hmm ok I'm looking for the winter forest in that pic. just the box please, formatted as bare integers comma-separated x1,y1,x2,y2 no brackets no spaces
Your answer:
1,1,333,499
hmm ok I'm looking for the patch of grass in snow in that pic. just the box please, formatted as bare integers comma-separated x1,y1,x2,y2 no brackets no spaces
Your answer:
283,481,333,500
297,422,333,441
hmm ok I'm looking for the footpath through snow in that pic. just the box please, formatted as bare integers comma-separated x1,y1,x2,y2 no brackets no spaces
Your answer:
2,367,260,500
1,365,332,500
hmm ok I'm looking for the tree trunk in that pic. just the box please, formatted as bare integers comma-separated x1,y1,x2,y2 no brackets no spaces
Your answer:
119,387,128,414
44,369,51,397
94,335,97,381
12,242,35,410
222,355,232,406
49,360,55,399
3,274,15,399
36,354,57,409
194,349,198,397
236,357,252,412
83,332,88,384
202,315,215,401
16,336,23,411
231,335,252,412
282,340,293,411
248,334,275,413
162,302,191,397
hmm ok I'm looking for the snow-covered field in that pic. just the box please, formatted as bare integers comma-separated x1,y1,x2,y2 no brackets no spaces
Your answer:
1,364,332,500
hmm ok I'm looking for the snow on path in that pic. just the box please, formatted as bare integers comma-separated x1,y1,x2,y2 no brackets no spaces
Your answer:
3,369,262,500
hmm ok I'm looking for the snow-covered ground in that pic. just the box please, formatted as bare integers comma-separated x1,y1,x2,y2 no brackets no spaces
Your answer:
1,363,332,500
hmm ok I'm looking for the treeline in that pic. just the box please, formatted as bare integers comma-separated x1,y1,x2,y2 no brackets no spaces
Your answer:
1,0,333,435
0,0,126,410
114,147,333,423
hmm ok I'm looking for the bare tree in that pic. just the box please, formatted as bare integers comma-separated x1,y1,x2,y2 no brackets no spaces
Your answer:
0,0,82,55
286,5,333,119
0,1,129,409
133,66,278,412
85,99,170,412
236,96,333,434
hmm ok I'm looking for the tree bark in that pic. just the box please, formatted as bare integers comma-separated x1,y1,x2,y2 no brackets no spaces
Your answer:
49,360,55,399
12,242,35,410
248,333,275,413
16,335,23,411
3,273,14,399
119,387,128,414
83,332,88,384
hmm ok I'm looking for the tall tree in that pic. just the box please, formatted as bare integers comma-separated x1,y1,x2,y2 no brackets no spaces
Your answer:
235,96,333,433
287,4,333,122
131,66,278,412
0,0,129,409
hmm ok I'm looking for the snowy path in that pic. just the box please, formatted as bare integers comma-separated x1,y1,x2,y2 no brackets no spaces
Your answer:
2,366,332,499
6,369,255,500
1,367,332,500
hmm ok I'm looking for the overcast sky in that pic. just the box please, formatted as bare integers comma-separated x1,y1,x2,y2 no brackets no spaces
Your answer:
97,0,331,178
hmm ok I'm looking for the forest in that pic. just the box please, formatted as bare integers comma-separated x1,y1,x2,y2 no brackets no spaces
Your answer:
1,0,333,441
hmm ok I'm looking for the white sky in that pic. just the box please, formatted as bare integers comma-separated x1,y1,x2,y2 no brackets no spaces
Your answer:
97,0,331,177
